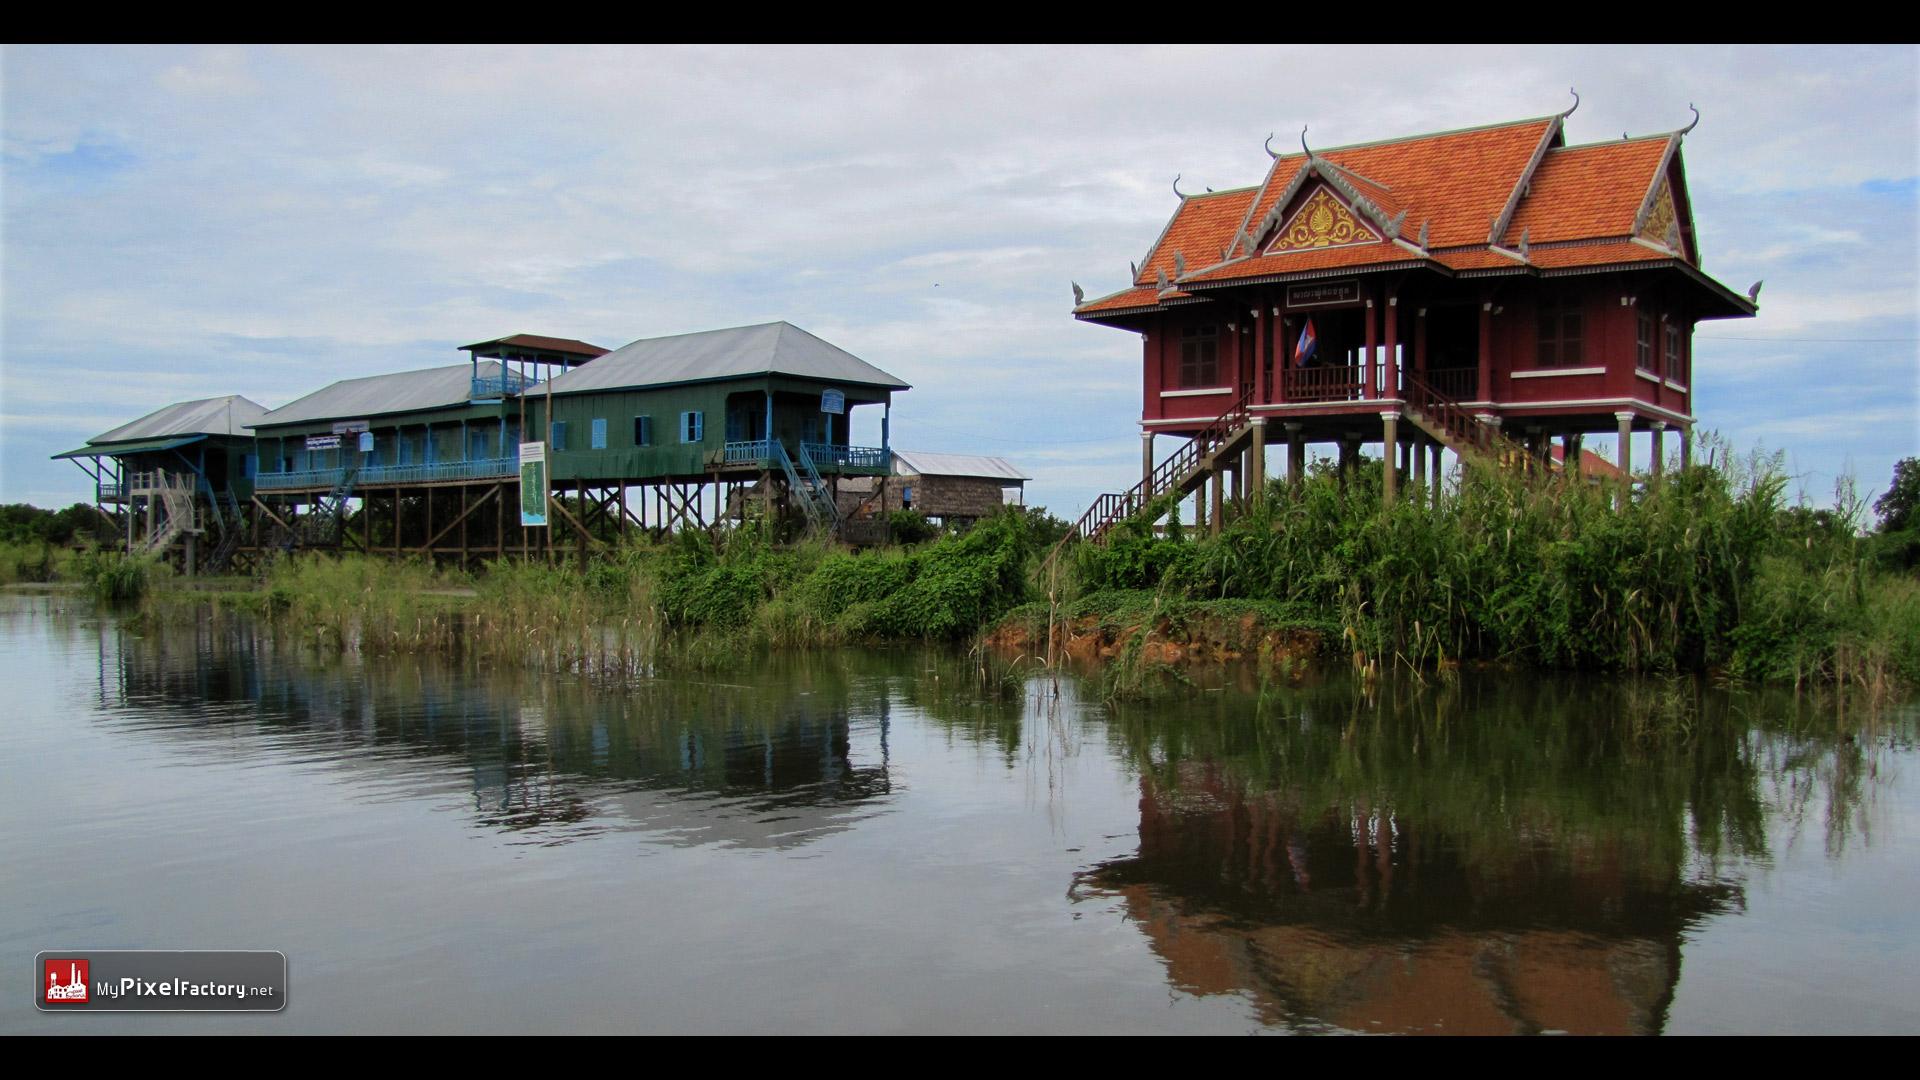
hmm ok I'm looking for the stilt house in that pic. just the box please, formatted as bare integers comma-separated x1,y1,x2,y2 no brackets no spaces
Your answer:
53,395,268,567
1070,103,1758,539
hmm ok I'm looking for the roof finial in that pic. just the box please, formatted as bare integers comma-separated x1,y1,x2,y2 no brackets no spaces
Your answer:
1300,125,1314,159
1418,220,1430,249
1747,280,1764,304
1071,282,1085,306
1264,132,1280,160
1130,260,1138,280
1172,173,1187,199
1562,88,1580,118
1680,104,1700,136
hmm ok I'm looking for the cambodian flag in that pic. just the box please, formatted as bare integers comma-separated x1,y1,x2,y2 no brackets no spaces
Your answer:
1294,317,1318,367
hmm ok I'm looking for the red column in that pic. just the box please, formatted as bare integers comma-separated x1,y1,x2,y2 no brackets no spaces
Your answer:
1363,289,1379,400
1254,297,1270,404
1383,291,1400,398
1143,317,1162,421
1477,293,1494,403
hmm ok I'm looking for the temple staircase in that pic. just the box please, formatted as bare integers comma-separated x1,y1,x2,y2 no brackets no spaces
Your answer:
1036,391,1255,575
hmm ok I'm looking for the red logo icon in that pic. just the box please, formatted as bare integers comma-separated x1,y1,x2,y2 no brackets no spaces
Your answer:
44,958,89,1004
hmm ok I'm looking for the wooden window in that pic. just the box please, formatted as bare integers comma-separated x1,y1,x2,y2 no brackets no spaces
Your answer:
1535,294,1584,366
549,421,567,450
1180,325,1219,387
633,415,652,446
680,411,703,443
1664,322,1685,382
590,418,608,449
1636,313,1656,372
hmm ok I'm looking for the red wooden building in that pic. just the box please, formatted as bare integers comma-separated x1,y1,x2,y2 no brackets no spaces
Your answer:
1070,103,1757,535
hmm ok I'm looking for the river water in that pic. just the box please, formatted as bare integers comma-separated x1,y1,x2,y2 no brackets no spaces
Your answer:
4,591,1917,1034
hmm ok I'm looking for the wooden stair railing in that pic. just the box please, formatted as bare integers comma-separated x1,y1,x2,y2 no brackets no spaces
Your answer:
1036,389,1255,576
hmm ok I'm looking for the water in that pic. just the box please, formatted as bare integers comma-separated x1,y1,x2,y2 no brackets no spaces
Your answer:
4,591,1917,1034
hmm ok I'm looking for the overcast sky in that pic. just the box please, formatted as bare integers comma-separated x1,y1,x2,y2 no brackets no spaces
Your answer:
4,45,1915,518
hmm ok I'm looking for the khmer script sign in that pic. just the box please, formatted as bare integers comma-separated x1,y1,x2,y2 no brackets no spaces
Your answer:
821,389,845,415
1286,280,1360,307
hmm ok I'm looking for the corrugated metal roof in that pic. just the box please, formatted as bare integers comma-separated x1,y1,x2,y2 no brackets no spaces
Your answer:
253,362,505,428
544,322,910,395
53,435,206,460
88,395,267,444
892,450,1030,481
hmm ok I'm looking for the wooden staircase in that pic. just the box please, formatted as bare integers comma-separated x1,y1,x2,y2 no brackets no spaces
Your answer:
1400,371,1535,470
1037,390,1254,575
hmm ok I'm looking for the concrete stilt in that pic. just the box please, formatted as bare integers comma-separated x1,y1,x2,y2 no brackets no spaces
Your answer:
1681,426,1693,470
1249,422,1266,508
1381,412,1399,507
1141,432,1155,487
1209,467,1224,535
1286,424,1304,486
1616,411,1635,477
1650,421,1666,479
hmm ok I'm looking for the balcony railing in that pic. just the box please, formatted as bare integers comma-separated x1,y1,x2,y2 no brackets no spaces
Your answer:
723,439,778,465
1281,366,1364,403
801,443,889,471
256,456,517,490
1422,367,1478,401
97,479,128,502
471,372,542,399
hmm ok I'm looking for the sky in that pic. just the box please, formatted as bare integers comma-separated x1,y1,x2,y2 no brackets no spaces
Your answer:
3,44,1916,519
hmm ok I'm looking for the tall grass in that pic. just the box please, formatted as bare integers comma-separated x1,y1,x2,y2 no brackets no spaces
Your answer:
1075,441,1919,687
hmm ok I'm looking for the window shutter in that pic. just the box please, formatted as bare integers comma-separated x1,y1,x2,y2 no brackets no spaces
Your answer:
634,415,652,446
243,455,258,479
591,418,607,449
550,421,567,450
681,411,703,443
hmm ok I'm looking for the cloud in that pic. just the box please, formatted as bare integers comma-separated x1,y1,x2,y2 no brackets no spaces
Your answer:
3,44,1916,513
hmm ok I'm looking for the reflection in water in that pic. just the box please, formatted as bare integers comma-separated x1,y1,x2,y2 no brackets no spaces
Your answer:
1080,674,1906,1034
104,608,903,850
9,593,1912,1034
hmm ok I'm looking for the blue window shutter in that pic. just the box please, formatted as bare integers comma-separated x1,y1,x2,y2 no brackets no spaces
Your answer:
243,454,257,479
682,411,704,443
550,421,566,450
634,416,651,446
591,418,607,449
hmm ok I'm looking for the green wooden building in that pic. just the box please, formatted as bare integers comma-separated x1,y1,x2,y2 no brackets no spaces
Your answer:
52,395,268,569
536,321,908,531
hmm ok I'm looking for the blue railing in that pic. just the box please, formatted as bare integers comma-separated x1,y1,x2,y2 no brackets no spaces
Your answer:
723,439,778,465
471,372,542,399
801,443,890,471
257,456,517,490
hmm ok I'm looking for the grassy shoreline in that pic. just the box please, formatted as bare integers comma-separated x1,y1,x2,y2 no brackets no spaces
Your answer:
85,449,1920,693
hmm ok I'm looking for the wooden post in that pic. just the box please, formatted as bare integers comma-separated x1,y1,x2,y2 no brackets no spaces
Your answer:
496,482,505,559
393,490,401,559
1430,444,1444,507
1382,412,1399,507
1414,306,1428,376
576,478,588,571
459,486,469,567
1413,433,1427,489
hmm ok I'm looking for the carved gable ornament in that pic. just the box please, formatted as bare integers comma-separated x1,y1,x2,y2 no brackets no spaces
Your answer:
1638,176,1682,252
1265,187,1383,255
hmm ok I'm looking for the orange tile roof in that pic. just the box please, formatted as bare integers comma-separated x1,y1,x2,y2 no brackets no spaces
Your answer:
1529,240,1671,269
1076,285,1185,314
1504,138,1670,245
1076,114,1736,314
1136,188,1258,286
1183,240,1421,282
1244,119,1554,250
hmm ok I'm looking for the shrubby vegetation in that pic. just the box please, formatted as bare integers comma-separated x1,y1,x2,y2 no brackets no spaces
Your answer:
1071,447,1919,687
115,452,1919,689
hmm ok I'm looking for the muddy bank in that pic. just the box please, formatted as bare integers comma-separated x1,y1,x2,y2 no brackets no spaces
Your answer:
984,596,1328,667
